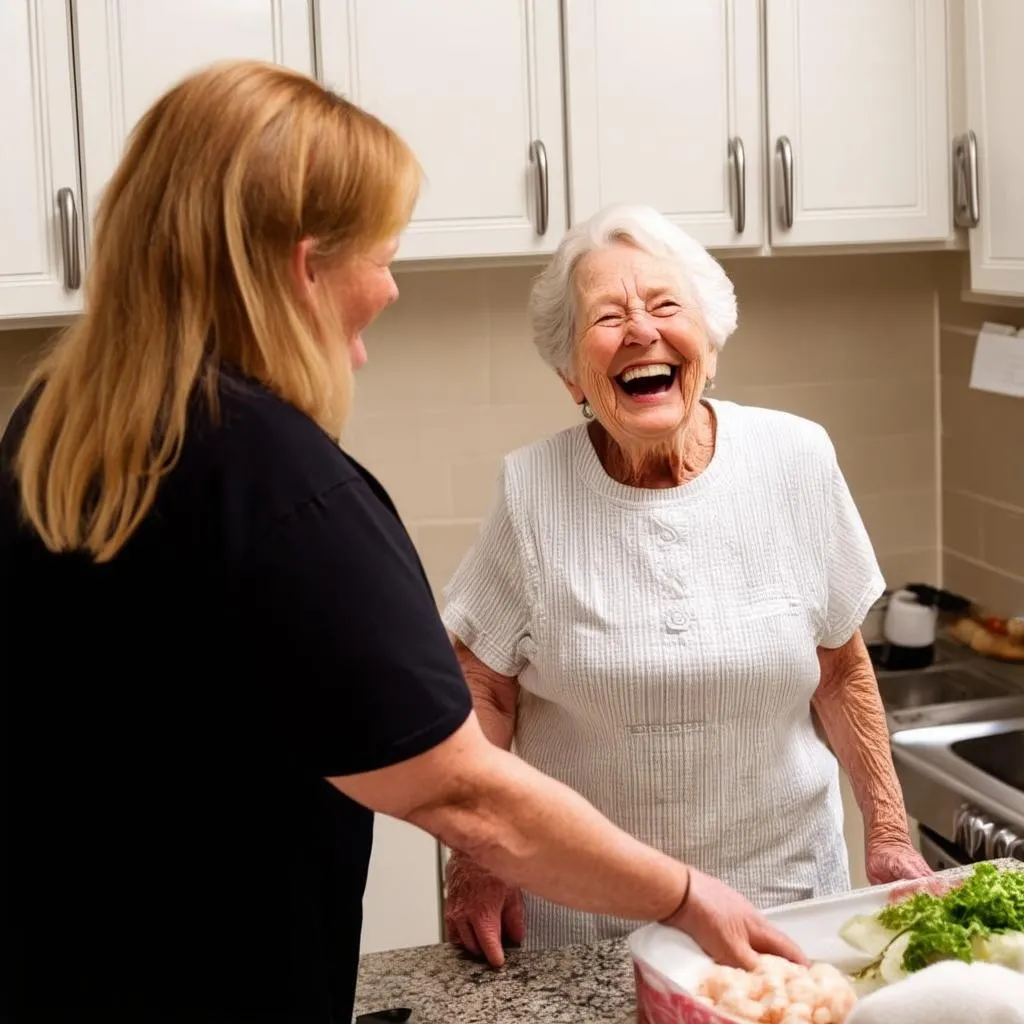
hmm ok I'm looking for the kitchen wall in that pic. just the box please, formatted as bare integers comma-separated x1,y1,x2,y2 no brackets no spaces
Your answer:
936,255,1024,619
1,252,944,595
346,251,941,599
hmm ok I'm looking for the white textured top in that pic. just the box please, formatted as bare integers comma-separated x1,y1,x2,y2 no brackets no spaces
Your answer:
442,400,885,947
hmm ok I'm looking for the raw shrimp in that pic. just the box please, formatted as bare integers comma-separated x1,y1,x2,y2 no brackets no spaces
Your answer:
697,954,858,1024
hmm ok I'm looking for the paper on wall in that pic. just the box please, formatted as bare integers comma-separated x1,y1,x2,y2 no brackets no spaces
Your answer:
969,322,1024,399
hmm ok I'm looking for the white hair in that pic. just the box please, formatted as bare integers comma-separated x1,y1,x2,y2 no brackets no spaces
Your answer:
529,204,738,374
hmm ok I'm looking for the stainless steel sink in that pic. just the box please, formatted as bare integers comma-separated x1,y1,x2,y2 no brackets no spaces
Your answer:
952,729,1024,792
877,668,1017,712
890,700,1024,842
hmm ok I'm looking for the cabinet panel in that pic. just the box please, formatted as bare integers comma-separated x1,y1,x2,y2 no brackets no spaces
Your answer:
0,0,82,319
766,0,950,246
319,1,566,260
565,0,763,249
964,0,1024,296
75,0,313,233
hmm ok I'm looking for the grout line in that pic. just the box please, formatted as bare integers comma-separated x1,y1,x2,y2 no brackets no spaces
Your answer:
945,548,1024,586
943,487,1024,517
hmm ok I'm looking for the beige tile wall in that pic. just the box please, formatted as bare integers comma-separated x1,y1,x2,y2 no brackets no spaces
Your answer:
936,254,1024,618
348,251,942,598
1,253,943,600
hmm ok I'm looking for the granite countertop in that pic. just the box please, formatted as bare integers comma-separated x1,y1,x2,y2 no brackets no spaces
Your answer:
355,860,1024,1024
355,937,633,1024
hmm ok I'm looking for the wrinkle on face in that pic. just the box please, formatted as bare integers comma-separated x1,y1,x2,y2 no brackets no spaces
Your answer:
564,243,718,488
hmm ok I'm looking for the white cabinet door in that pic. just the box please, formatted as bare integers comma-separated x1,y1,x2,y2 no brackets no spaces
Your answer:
964,0,1024,297
361,816,441,954
0,0,83,320
75,0,313,232
319,1,567,261
765,0,950,247
564,0,764,250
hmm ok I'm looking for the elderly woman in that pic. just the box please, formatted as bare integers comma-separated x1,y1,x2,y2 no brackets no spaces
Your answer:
442,204,931,965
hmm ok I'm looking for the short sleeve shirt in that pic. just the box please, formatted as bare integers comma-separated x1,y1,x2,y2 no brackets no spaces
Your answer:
0,370,471,1023
442,400,884,943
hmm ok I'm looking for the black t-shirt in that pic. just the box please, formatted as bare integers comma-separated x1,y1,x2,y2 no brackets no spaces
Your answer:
0,370,472,1023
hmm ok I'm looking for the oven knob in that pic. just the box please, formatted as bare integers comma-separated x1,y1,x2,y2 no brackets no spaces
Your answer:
988,826,1018,860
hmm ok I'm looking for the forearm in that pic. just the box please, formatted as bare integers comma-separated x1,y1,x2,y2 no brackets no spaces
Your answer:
812,632,910,843
455,641,517,751
410,740,689,923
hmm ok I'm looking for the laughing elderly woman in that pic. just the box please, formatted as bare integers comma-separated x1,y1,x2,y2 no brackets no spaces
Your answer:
441,204,931,965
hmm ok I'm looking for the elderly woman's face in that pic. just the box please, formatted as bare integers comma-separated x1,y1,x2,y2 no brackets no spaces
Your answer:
565,243,716,445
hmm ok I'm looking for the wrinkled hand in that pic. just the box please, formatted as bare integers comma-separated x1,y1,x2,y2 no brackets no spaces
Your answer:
444,853,525,969
866,837,933,886
666,868,810,970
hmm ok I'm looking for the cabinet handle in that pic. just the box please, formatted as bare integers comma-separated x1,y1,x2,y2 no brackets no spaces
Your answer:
953,130,980,229
529,139,549,236
56,187,81,291
728,136,746,235
776,136,794,230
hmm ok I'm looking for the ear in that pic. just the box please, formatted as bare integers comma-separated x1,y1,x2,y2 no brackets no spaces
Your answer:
558,371,586,407
290,237,318,307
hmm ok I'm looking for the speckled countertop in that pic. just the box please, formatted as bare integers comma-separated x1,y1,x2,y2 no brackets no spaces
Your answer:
354,860,1023,1024
354,936,633,1024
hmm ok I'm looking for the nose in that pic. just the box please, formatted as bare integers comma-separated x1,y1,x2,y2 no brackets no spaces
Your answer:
623,309,660,346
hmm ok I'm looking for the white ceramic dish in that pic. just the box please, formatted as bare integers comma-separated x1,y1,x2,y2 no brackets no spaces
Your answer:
629,873,970,1024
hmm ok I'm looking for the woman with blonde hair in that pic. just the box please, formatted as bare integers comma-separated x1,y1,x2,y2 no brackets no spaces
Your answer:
0,62,804,1023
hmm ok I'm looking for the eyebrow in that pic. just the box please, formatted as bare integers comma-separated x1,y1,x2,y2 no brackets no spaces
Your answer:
589,285,681,307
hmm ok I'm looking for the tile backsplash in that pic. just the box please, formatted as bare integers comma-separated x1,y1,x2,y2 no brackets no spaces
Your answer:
346,251,941,599
936,257,1024,618
6,250,1017,613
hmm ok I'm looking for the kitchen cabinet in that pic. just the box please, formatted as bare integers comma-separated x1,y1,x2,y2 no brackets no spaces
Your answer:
563,0,764,250
0,0,82,321
961,0,1024,297
318,0,566,261
764,0,950,247
74,0,313,247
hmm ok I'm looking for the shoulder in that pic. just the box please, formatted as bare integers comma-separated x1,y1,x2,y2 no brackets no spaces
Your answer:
719,400,836,471
175,370,369,545
501,425,582,492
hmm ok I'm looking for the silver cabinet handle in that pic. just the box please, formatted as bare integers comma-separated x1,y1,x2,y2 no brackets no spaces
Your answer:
56,187,81,291
529,139,549,236
728,136,746,235
776,136,794,230
953,130,980,229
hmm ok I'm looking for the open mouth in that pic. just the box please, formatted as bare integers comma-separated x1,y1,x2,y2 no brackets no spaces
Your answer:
614,363,678,398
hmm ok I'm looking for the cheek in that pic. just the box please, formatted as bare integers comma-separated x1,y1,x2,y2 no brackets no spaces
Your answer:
576,331,620,380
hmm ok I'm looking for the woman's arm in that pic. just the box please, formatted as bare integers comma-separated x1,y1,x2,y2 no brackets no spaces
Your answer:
811,630,931,883
331,713,807,970
455,641,518,751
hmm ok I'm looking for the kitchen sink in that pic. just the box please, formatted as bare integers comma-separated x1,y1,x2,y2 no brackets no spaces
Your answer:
952,729,1024,792
877,668,1017,712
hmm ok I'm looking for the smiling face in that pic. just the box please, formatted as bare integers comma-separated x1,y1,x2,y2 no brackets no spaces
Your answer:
564,242,717,448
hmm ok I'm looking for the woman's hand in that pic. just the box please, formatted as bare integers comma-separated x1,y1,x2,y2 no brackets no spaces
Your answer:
666,868,809,970
866,836,933,886
444,852,525,969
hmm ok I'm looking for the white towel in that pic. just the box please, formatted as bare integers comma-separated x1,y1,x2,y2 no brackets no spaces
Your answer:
847,961,1024,1024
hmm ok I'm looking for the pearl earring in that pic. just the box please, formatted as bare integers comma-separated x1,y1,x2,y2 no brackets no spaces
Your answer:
581,401,595,421
704,377,716,392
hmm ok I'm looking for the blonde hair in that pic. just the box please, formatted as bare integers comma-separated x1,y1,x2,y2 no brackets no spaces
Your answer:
15,60,419,562
530,204,738,373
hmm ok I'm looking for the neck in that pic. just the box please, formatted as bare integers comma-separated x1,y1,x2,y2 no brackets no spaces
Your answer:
592,401,716,489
